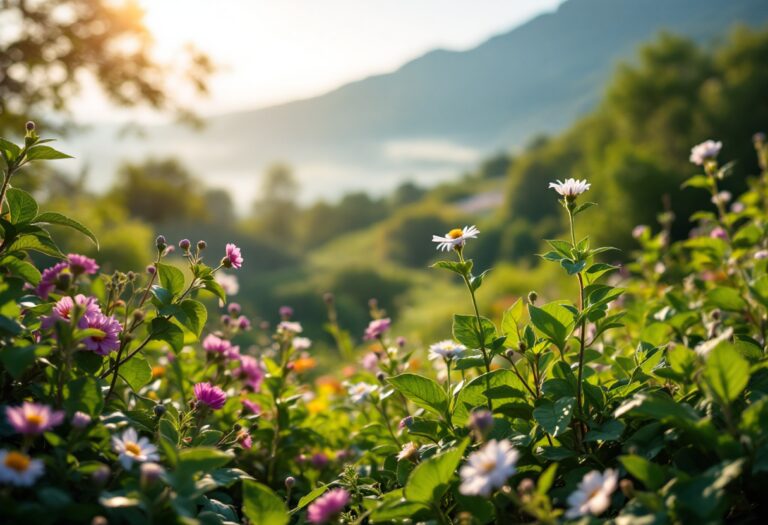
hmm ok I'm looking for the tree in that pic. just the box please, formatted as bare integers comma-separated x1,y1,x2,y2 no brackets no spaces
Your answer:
253,163,300,244
0,0,213,132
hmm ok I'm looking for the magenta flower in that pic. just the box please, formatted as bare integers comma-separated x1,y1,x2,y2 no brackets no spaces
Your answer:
234,355,265,391
41,294,101,329
242,399,261,415
202,334,240,360
710,227,728,240
237,430,253,449
6,402,64,435
36,261,69,299
67,254,99,275
311,452,329,470
82,312,123,355
194,382,227,410
279,305,294,319
307,488,350,524
237,316,252,331
224,243,243,269
363,318,391,340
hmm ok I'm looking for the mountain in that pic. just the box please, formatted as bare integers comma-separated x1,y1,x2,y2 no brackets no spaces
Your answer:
66,0,768,209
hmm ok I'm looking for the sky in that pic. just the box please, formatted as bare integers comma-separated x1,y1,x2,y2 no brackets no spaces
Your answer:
72,0,565,123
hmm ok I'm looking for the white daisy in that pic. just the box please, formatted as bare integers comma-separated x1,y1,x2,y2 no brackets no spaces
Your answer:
347,382,377,403
0,450,45,487
293,337,312,351
428,340,466,361
396,442,420,462
689,140,722,166
112,428,160,469
548,178,591,198
432,225,480,252
459,439,519,497
278,321,303,334
565,469,619,519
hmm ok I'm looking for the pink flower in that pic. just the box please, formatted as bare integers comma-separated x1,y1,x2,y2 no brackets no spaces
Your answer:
82,312,123,355
224,243,243,269
234,355,265,391
6,402,64,435
42,294,101,329
237,430,253,449
202,334,240,359
71,411,92,429
194,382,227,410
242,399,261,415
237,316,252,331
307,488,350,524
311,452,329,469
710,227,728,240
363,318,391,340
279,305,294,319
361,352,379,372
36,261,69,299
67,254,99,275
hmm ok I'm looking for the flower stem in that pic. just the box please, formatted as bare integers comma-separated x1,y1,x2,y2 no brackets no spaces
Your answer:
458,250,492,409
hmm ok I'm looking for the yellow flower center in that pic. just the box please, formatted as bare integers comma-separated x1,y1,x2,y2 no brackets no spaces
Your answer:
480,459,497,473
26,413,44,426
4,451,30,472
125,442,142,457
448,228,464,239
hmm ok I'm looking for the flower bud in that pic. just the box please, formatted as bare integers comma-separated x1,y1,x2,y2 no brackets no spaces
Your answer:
620,479,635,498
140,462,165,486
155,235,167,250
368,298,378,309
518,478,535,495
233,423,242,431
376,371,387,383
91,517,108,525
518,341,527,352
57,271,72,291
92,464,111,485
25,121,36,131
71,411,92,429
398,416,413,430
754,132,766,146
527,291,538,304
505,349,516,360
469,409,494,435
228,302,241,316
197,240,207,250
285,476,296,489
323,292,334,305
396,336,407,348
238,316,252,330
146,264,156,275
153,404,166,417
179,239,191,251
132,309,146,322
221,314,232,326
279,305,294,319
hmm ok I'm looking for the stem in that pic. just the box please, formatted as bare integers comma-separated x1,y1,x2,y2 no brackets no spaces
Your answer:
445,359,454,429
376,400,401,446
574,273,587,453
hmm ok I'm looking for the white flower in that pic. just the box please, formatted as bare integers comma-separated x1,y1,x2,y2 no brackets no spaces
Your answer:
428,340,466,361
112,428,159,469
0,450,45,486
347,382,377,403
396,442,420,462
459,439,519,497
215,272,239,296
755,249,768,260
432,225,480,252
548,178,591,198
711,191,731,205
278,321,303,334
293,337,312,351
565,469,619,519
689,140,722,165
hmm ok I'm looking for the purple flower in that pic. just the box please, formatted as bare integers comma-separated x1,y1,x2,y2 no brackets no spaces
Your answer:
363,318,391,340
194,382,227,410
398,416,413,430
237,430,253,449
242,399,261,414
710,227,728,241
202,334,240,360
36,261,69,299
224,243,243,269
82,312,123,355
361,352,379,372
6,402,64,435
227,303,241,316
307,488,350,524
71,411,92,429
41,294,101,329
311,452,329,469
234,355,265,391
279,305,294,319
67,253,99,275
237,316,252,331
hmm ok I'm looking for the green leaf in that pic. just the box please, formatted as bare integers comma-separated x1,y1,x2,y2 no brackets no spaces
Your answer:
453,369,526,425
431,259,472,276
528,303,574,350
119,355,152,391
585,419,625,442
24,145,73,161
501,298,524,345
561,258,586,275
533,397,575,437
200,276,227,302
177,299,207,337
388,374,448,416
294,485,329,511
63,376,103,416
157,263,185,296
703,344,749,403
33,212,98,247
572,201,596,215
178,447,233,474
0,138,21,163
405,440,468,503
150,317,184,352
537,463,558,495
0,256,41,285
7,233,64,258
0,345,46,378
681,174,712,190
705,287,747,312
619,455,667,491
453,314,496,350
6,188,38,224
242,480,288,525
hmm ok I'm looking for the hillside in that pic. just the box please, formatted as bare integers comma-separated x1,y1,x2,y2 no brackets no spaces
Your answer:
66,0,768,207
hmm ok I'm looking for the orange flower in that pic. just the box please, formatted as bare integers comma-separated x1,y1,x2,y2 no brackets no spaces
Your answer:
151,366,165,379
316,376,344,396
307,397,328,414
292,357,317,374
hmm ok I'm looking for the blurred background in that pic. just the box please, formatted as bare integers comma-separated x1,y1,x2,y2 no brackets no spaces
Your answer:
2,0,768,350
